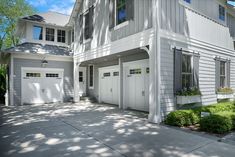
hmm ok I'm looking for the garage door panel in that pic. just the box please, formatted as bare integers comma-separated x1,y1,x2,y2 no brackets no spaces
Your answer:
22,68,63,105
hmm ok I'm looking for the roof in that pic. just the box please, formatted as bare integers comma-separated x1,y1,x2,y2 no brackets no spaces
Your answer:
3,43,73,57
22,11,70,27
68,0,83,26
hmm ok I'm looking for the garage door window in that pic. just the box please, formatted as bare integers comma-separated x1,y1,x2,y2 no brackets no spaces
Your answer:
113,72,119,76
46,73,59,78
103,72,111,77
130,69,141,74
26,73,41,77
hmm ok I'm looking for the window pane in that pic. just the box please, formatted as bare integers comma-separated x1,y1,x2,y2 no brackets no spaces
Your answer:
33,26,43,40
57,30,66,43
117,0,126,24
46,28,55,41
219,5,225,21
182,55,191,73
89,65,93,87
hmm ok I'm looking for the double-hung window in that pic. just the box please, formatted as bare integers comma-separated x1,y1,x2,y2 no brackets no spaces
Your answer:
57,30,66,43
219,61,226,88
46,28,55,41
33,26,43,40
182,54,193,89
84,12,90,40
116,0,127,24
219,5,225,21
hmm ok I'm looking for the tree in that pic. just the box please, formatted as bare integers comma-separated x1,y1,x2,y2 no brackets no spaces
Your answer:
0,0,35,50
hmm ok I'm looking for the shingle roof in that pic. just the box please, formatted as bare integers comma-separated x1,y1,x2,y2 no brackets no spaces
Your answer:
22,12,70,27
4,43,72,56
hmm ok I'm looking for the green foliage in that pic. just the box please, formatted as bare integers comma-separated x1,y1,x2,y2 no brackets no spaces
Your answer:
176,87,201,96
195,102,235,113
165,110,200,127
0,0,35,50
200,113,233,134
0,64,7,102
217,87,234,94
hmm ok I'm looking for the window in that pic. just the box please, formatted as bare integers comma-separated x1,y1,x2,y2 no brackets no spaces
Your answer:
33,26,43,40
79,72,83,82
57,30,66,43
184,0,191,3
84,12,90,40
89,65,94,88
113,72,119,76
26,73,41,77
103,72,111,77
130,69,141,74
182,54,193,89
219,5,225,21
46,28,55,41
146,68,150,74
116,0,127,24
72,30,74,42
220,61,226,88
46,73,59,78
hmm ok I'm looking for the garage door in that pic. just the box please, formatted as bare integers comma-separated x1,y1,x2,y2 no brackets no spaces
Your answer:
123,59,149,112
99,66,119,105
21,68,64,105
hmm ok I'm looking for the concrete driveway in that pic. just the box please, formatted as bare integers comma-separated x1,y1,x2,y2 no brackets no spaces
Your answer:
1,102,235,157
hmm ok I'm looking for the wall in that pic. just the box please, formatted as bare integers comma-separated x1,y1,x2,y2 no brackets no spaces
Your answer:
160,0,234,50
74,0,153,55
160,37,235,117
13,58,73,105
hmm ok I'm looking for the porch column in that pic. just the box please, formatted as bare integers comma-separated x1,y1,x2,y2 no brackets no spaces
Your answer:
118,57,123,109
74,61,80,103
148,0,161,123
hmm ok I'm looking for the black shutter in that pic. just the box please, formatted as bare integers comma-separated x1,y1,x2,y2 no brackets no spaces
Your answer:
174,49,183,93
109,0,115,29
227,61,231,87
89,6,94,38
193,55,200,88
79,14,83,44
215,59,220,90
126,0,134,20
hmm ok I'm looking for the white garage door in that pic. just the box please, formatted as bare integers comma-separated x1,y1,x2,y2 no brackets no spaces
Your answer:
124,59,149,112
21,68,64,105
99,66,119,105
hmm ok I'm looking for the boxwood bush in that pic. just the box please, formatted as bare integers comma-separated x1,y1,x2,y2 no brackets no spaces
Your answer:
165,102,235,134
200,112,234,134
165,110,200,127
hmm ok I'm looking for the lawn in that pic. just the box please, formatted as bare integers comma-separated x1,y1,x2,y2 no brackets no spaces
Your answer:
165,101,235,134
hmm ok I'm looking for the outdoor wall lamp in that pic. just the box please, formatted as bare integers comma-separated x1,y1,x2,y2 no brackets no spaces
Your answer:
41,58,48,67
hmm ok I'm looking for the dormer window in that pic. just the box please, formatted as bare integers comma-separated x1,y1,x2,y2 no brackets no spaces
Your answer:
57,30,66,43
46,28,55,41
33,26,43,40
219,5,225,21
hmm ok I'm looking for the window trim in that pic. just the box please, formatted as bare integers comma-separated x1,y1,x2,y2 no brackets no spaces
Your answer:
88,64,94,89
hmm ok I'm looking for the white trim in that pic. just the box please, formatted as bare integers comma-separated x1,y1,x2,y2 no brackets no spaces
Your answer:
12,53,73,62
88,64,94,89
21,67,64,105
10,55,14,106
114,21,129,30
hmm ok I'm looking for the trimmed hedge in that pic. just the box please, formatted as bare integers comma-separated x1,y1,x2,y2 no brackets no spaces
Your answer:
165,102,235,133
200,113,233,134
165,110,200,127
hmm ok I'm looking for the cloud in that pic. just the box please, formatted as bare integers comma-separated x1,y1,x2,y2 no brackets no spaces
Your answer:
49,5,73,15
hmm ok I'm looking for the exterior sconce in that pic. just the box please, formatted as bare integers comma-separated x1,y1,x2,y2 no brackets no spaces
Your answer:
41,59,48,67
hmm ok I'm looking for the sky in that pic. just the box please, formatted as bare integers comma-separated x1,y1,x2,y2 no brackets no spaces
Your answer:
26,0,76,15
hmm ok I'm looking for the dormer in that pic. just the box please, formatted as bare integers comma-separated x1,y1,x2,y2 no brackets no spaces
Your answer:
16,12,74,47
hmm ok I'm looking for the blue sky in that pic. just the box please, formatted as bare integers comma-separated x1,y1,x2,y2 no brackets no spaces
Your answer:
27,0,75,15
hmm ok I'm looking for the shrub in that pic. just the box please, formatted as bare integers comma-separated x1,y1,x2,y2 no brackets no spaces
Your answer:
165,110,200,127
197,102,235,113
200,113,233,134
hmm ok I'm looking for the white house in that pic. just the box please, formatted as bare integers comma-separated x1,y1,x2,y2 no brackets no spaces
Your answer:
2,0,235,123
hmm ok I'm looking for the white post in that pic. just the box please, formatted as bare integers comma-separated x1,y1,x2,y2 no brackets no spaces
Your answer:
148,0,161,123
118,57,123,109
74,60,80,103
